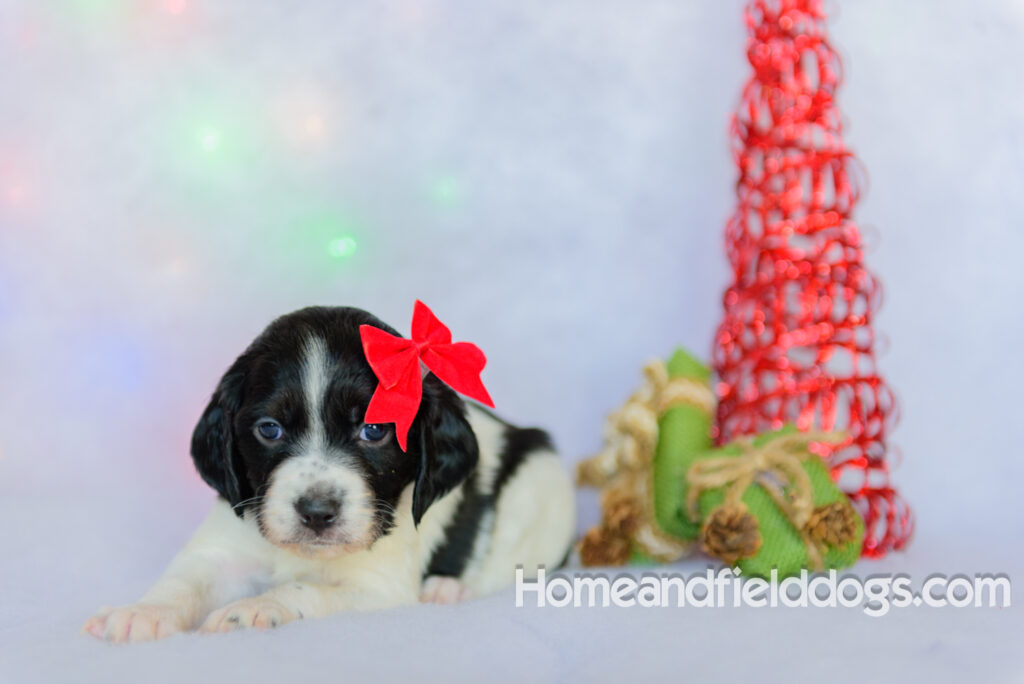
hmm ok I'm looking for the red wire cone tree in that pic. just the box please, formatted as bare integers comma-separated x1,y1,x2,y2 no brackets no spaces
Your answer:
711,0,912,557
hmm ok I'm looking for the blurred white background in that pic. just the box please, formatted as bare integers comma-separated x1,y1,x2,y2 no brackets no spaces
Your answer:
1,1,1021,681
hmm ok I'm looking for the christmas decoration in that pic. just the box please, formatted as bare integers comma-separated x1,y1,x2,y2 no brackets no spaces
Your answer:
686,427,864,576
711,0,912,557
577,349,714,565
577,349,863,577
360,300,495,450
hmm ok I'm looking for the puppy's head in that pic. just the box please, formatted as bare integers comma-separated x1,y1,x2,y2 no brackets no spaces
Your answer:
190,306,478,558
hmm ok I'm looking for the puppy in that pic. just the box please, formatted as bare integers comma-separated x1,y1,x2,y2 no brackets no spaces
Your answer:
84,306,575,643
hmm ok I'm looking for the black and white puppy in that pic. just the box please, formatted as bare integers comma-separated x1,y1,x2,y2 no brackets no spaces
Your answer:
84,306,575,643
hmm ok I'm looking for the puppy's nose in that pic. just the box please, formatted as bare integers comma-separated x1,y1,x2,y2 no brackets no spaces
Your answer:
294,496,340,534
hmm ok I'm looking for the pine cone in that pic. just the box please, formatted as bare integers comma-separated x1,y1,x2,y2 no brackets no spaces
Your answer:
602,487,642,536
579,526,632,567
701,506,762,564
805,501,859,547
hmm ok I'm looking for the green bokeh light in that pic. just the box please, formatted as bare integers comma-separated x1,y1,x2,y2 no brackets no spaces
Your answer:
163,96,261,194
292,210,363,268
431,176,461,207
59,0,129,24
327,236,357,259
199,127,222,152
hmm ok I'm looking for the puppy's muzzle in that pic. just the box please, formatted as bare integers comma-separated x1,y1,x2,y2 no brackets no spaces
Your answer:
294,495,341,535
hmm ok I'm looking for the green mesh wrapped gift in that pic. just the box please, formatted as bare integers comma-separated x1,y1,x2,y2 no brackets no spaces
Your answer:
577,348,863,577
685,427,864,578
577,348,715,565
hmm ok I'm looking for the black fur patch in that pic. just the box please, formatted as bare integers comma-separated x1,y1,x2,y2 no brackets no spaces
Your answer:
493,427,552,493
423,469,492,578
424,423,554,578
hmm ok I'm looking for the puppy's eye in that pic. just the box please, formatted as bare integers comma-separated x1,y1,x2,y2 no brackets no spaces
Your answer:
255,420,284,442
359,423,388,442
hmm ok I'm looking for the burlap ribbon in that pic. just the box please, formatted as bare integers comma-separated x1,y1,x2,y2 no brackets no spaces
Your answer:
577,360,715,487
686,431,843,571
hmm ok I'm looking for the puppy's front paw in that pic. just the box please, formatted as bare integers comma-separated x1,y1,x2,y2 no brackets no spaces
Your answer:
420,576,472,604
199,597,298,633
82,604,186,644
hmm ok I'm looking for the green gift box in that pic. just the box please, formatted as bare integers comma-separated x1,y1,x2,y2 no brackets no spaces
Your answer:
651,348,715,542
580,347,864,577
578,348,715,566
686,427,865,578
645,349,864,577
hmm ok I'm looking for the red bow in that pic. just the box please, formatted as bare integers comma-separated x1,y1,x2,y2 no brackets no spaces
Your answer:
359,301,495,450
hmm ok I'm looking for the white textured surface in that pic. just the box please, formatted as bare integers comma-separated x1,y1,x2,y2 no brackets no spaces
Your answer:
1,1,1022,681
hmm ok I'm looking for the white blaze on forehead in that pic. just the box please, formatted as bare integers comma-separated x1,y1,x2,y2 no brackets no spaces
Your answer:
301,335,332,453
257,334,378,552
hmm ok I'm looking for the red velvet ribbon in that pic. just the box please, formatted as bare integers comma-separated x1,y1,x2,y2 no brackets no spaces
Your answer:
359,301,494,450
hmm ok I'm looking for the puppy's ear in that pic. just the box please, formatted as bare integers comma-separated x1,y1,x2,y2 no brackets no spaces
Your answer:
191,359,252,516
411,381,479,526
